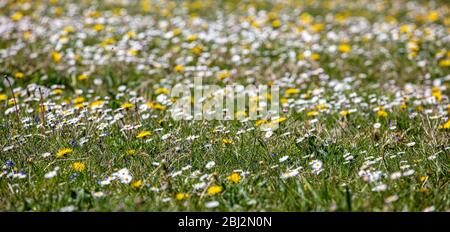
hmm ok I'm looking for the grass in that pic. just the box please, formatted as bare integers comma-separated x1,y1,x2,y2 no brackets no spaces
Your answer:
0,0,449,212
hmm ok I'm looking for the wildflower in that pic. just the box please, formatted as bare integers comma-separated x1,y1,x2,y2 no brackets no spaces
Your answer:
227,173,241,184
78,74,88,81
14,72,25,79
309,160,323,175
127,149,136,156
174,65,185,73
52,52,62,63
89,100,104,109
155,88,170,95
131,180,143,188
92,24,104,31
205,201,220,208
136,131,151,139
307,111,319,117
377,108,388,118
11,12,23,21
205,161,215,169
222,139,233,144
339,110,350,117
338,43,351,53
176,193,190,201
72,162,85,172
439,120,450,129
121,102,134,109
0,94,7,101
285,88,300,95
56,148,73,158
207,185,223,195
439,59,450,67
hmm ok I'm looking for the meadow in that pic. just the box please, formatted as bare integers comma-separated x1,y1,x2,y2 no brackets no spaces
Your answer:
0,0,449,212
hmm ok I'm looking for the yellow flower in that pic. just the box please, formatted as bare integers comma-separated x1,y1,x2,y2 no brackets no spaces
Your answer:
72,162,86,172
52,89,63,95
377,108,388,118
339,110,349,117
172,28,181,36
78,74,88,81
439,59,450,67
92,24,104,32
73,97,85,104
255,119,268,127
338,43,351,53
14,72,25,79
176,193,190,201
191,45,203,55
131,180,143,188
136,131,151,139
271,117,286,124
307,111,319,117
56,148,73,158
431,87,442,102
89,100,104,109
121,102,134,109
0,94,7,101
11,12,23,21
152,103,166,111
127,149,136,156
174,64,184,72
310,53,320,61
285,88,300,95
222,139,233,144
155,87,170,95
52,52,62,63
128,49,138,56
439,120,450,129
271,19,282,28
207,185,223,195
227,173,241,184
186,34,198,42
427,11,439,22
310,23,324,32
217,70,231,80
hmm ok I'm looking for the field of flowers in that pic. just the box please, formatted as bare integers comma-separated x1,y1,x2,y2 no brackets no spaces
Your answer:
0,0,449,212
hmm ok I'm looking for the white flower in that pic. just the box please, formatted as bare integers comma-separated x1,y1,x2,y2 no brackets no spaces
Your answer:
371,183,387,192
281,169,299,179
92,191,105,198
41,152,51,158
279,156,289,163
403,169,415,176
44,170,57,179
373,123,381,129
205,201,220,208
205,161,215,169
422,206,435,212
385,195,399,204
406,142,416,147
390,172,402,180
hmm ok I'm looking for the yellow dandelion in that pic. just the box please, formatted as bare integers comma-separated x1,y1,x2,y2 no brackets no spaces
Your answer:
56,148,73,158
89,100,104,109
0,94,7,101
78,74,89,81
121,102,134,109
227,173,241,184
307,111,319,117
338,43,352,53
11,12,23,21
339,110,350,117
207,185,223,195
136,131,151,139
377,108,388,118
174,64,184,72
131,180,143,188
51,52,62,63
14,72,25,79
72,162,86,172
155,87,170,95
127,149,136,156
222,139,233,144
176,193,190,201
